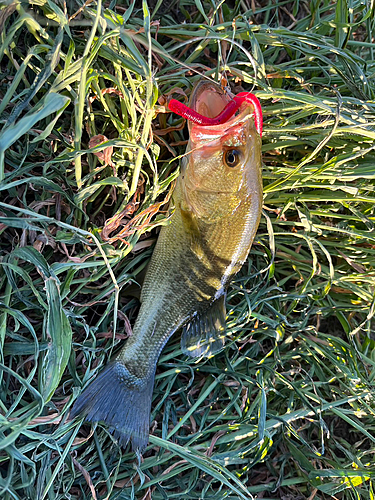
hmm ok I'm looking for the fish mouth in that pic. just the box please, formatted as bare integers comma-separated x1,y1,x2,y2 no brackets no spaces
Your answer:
188,81,253,134
189,81,231,118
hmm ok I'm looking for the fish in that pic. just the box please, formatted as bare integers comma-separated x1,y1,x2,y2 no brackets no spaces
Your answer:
70,80,263,452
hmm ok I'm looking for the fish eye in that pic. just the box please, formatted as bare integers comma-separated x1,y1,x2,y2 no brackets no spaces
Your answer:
224,149,241,168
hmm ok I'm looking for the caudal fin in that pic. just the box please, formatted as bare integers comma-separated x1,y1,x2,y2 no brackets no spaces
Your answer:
70,362,154,452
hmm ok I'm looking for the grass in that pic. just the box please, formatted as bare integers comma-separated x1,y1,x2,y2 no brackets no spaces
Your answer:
0,0,375,498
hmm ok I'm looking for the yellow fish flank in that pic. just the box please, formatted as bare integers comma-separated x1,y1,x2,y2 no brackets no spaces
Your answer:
71,81,263,451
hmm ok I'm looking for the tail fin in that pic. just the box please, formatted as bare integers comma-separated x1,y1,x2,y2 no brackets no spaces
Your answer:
70,362,154,452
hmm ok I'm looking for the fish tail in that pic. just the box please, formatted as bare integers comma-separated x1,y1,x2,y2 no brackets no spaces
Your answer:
70,362,154,452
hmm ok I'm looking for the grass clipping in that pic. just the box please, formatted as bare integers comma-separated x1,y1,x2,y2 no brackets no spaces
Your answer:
0,1,375,499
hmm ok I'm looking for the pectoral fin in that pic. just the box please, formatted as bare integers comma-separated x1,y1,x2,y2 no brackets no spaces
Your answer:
181,294,227,358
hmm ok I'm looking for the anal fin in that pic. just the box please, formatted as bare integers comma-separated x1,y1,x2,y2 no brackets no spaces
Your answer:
181,293,227,358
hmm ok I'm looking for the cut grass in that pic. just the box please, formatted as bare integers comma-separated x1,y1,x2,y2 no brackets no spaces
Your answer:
0,0,375,498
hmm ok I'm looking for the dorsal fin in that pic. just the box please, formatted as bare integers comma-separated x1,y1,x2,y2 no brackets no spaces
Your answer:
181,293,227,358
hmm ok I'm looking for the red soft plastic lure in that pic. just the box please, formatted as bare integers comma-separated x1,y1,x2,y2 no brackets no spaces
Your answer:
168,92,263,137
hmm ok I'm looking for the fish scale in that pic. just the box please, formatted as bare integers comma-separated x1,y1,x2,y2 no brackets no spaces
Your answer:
71,81,263,451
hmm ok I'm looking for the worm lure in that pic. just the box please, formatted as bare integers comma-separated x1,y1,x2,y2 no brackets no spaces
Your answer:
168,91,263,136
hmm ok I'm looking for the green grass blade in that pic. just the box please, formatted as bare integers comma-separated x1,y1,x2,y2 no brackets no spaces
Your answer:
38,277,72,402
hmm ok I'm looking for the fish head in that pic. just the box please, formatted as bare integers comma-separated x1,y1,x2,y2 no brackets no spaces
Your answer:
182,81,262,221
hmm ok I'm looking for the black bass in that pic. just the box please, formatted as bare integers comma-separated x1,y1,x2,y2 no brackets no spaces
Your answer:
71,81,263,451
